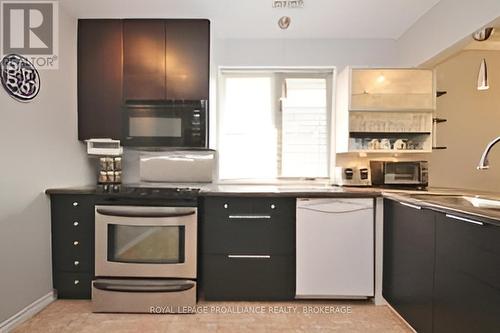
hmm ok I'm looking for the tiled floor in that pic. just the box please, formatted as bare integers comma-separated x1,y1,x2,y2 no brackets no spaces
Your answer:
13,300,411,333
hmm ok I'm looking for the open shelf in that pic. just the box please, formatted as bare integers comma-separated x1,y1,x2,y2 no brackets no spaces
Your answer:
339,149,431,154
349,131,431,136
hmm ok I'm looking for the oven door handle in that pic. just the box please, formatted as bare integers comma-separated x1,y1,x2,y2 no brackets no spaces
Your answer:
96,207,196,218
93,280,195,293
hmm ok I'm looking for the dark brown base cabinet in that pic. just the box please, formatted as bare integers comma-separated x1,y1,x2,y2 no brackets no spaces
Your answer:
200,197,296,300
383,198,500,333
383,199,435,333
50,195,95,299
433,213,500,333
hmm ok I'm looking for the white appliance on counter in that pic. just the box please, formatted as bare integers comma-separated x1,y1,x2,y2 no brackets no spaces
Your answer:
296,198,374,299
140,150,215,183
86,138,123,156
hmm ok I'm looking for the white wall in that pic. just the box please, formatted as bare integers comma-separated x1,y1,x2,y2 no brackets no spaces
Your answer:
397,0,500,66
0,8,94,324
214,38,399,69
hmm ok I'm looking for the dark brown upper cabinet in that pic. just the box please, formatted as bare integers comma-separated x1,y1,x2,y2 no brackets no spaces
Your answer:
78,19,123,140
166,19,210,100
123,20,166,101
123,19,210,102
78,19,210,140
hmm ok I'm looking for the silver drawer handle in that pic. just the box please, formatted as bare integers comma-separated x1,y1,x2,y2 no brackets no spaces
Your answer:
74,261,80,266
74,280,80,285
73,241,79,246
227,255,271,259
228,215,271,219
73,221,79,227
445,214,484,226
399,202,421,210
72,202,79,207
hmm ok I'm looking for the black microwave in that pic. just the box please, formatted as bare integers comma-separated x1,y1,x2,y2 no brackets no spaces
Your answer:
122,100,208,148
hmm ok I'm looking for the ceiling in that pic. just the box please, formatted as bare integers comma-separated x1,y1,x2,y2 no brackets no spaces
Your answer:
60,0,441,39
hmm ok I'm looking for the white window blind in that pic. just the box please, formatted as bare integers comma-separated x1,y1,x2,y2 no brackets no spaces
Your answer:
281,78,328,177
218,71,331,180
218,76,278,179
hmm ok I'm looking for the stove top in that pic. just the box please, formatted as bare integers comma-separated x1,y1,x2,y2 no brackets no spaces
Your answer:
98,184,201,198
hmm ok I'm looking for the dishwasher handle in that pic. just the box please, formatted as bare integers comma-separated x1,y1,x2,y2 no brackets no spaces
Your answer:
297,206,373,214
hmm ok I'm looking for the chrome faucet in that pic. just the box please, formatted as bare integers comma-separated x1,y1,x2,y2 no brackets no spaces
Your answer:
478,136,500,170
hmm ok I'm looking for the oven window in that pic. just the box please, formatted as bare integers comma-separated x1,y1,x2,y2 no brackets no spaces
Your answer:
129,117,182,137
107,225,185,264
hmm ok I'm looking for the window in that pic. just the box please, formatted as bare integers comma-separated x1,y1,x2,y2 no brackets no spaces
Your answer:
218,76,278,179
281,78,328,177
218,70,332,180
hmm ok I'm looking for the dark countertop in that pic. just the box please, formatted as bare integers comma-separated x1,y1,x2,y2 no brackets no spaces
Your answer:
384,191,500,227
46,184,500,224
46,186,104,195
45,184,381,198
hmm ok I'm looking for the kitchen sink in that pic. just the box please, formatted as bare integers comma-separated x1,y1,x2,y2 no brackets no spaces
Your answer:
409,194,500,210
463,196,500,209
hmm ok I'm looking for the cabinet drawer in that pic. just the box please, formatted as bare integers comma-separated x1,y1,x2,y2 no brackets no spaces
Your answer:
53,272,92,299
201,217,294,255
52,239,92,272
51,195,94,230
203,197,295,220
201,197,295,255
202,254,295,300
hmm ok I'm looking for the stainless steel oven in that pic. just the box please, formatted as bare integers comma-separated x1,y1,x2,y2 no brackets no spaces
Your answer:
122,100,208,148
93,205,197,313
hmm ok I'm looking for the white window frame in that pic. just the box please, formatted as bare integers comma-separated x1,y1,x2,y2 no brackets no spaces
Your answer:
216,66,336,183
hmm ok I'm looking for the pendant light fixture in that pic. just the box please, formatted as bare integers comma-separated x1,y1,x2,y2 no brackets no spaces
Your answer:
472,27,494,91
477,58,489,91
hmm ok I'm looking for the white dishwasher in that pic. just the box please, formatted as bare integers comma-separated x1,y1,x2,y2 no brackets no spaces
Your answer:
296,198,374,299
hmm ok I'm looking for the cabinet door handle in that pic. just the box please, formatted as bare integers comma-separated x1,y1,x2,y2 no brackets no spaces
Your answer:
227,255,271,259
399,201,421,210
445,214,484,226
228,215,271,219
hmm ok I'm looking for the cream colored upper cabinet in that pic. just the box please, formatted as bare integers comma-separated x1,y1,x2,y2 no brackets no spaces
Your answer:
349,68,435,111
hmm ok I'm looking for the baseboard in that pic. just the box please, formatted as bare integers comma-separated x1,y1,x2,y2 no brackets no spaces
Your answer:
385,302,417,333
0,291,55,333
